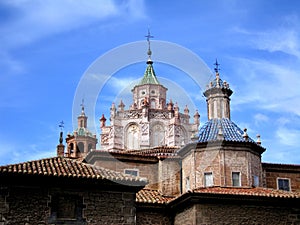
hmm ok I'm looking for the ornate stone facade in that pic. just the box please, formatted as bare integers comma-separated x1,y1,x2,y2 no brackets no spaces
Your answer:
100,59,199,151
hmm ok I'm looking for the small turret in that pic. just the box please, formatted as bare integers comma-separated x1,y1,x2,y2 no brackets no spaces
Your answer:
78,99,87,128
57,121,65,157
100,114,107,128
118,100,125,111
194,110,200,127
256,134,261,145
66,103,97,158
184,105,189,115
203,59,233,120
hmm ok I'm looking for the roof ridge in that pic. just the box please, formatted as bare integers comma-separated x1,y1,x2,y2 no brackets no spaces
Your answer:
0,156,148,185
191,186,300,198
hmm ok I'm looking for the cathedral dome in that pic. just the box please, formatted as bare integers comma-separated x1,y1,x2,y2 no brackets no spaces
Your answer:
198,118,256,143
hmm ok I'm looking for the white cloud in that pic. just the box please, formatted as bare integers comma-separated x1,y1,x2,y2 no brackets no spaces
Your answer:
0,0,146,49
231,58,300,116
276,126,300,147
0,140,54,165
109,76,137,91
0,51,25,74
233,15,300,59
254,113,269,126
254,29,300,58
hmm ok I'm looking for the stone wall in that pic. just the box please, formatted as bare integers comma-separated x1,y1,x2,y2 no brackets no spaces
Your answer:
174,206,196,225
1,186,50,224
0,185,137,225
173,202,300,225
136,209,172,225
84,191,136,225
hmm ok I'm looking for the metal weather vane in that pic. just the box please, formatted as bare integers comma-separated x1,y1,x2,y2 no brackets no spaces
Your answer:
145,29,154,58
214,59,220,73
58,120,64,131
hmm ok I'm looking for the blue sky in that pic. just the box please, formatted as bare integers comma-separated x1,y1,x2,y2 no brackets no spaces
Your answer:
0,0,300,165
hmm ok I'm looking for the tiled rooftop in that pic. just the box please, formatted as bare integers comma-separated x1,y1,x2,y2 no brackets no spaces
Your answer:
136,189,174,204
87,146,180,160
137,186,300,205
198,118,256,143
192,186,300,199
0,157,147,185
125,146,179,158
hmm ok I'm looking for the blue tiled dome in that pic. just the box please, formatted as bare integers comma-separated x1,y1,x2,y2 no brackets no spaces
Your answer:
198,118,255,143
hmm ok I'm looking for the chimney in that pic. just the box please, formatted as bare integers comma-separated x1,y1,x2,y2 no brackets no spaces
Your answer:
57,131,65,157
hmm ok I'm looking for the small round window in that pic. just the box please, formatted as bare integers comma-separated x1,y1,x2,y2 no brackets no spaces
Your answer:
151,90,155,94
142,91,145,95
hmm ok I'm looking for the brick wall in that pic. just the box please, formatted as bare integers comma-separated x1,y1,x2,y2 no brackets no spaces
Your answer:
94,157,181,196
264,170,300,191
94,159,159,189
181,152,194,193
158,159,181,196
263,163,300,192
182,145,263,189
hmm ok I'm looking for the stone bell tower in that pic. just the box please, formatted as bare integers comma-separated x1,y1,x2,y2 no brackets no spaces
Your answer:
180,60,265,192
99,31,200,151
204,60,233,120
65,101,97,158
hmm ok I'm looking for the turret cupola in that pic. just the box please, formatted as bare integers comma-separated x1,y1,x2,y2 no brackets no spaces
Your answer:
131,30,167,110
78,100,88,128
65,101,97,158
203,60,233,120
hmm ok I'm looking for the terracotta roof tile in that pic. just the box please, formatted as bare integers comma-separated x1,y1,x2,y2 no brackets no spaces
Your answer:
0,157,147,185
192,186,300,199
88,147,180,160
136,189,174,204
125,146,180,158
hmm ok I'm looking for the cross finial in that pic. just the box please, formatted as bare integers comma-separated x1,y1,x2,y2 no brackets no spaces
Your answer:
80,99,85,113
145,28,154,59
58,121,64,144
214,59,220,73
58,120,64,131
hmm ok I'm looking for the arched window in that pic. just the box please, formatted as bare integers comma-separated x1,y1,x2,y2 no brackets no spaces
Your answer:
126,124,139,150
77,142,84,153
69,143,74,154
213,100,217,118
150,99,156,109
152,124,165,147
88,143,93,151
175,126,187,146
